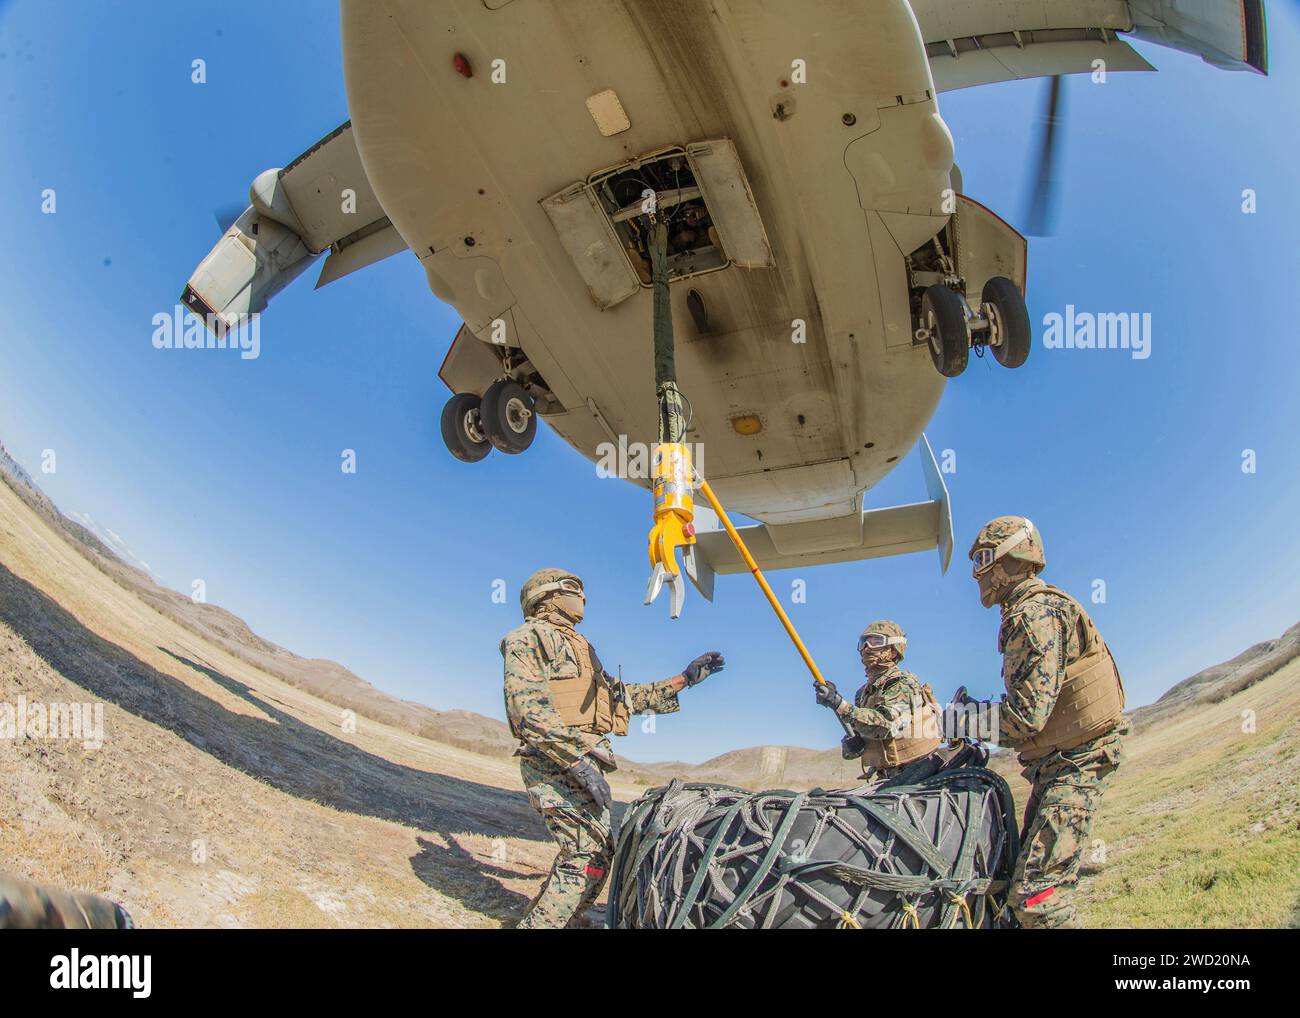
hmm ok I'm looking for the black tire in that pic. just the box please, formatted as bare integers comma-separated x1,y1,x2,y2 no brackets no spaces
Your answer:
983,276,1031,369
479,379,537,455
921,284,969,378
440,392,492,463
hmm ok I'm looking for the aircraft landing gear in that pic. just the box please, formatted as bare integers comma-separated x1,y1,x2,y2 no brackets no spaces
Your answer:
921,284,969,378
440,380,538,460
918,276,1031,378
440,392,493,462
479,379,537,454
981,276,1031,368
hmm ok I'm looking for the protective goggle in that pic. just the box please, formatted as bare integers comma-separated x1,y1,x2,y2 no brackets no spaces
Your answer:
858,633,904,654
528,577,585,607
970,523,1034,576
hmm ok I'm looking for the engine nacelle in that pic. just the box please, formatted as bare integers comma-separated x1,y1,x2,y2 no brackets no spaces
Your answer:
180,205,317,337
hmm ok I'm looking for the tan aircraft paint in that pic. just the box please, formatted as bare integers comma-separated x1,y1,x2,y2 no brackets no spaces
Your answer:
342,0,957,525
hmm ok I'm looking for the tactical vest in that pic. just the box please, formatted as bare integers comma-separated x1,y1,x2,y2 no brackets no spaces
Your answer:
858,678,943,772
1007,583,1125,761
546,627,631,737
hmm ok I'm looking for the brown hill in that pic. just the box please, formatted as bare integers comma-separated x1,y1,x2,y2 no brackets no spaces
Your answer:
0,458,517,761
1127,621,1300,733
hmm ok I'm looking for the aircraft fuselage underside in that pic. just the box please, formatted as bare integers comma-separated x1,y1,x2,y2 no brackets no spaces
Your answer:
343,0,983,525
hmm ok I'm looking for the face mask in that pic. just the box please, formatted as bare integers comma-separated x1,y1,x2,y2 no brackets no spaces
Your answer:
861,648,896,677
976,560,1028,607
551,592,585,625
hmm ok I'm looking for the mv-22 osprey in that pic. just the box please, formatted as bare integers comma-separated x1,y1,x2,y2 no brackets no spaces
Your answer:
183,0,1267,613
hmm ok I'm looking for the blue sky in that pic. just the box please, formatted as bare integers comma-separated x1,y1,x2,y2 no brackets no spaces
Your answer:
1,2,1298,763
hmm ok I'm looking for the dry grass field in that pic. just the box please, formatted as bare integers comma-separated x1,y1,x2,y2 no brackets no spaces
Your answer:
1076,659,1300,928
0,476,563,927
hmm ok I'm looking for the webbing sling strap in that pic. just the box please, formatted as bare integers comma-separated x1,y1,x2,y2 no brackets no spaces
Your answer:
668,794,753,928
607,767,1019,929
852,797,953,876
619,780,686,917
938,786,984,928
605,788,672,929
706,792,808,929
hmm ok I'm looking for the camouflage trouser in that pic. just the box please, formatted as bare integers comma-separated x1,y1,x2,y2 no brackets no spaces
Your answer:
516,755,613,929
1010,728,1124,928
0,873,133,929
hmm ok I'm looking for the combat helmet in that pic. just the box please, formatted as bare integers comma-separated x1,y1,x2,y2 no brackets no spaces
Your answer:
858,619,907,660
969,516,1045,575
520,567,584,617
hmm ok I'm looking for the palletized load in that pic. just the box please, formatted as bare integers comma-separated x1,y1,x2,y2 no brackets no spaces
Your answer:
606,756,1019,929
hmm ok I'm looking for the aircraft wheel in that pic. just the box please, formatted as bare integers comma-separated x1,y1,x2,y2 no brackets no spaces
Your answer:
480,379,537,455
983,276,1032,369
440,393,493,463
921,285,969,378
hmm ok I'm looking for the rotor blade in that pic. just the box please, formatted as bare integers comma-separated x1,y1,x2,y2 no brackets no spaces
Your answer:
1023,75,1065,237
213,202,246,234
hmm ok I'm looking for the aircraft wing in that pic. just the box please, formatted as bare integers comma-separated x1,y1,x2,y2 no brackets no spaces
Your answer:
912,0,1268,92
683,436,954,602
180,121,406,332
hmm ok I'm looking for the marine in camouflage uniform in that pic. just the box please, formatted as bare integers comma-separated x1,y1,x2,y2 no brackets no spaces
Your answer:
813,620,944,781
952,517,1126,929
0,873,133,929
502,567,724,929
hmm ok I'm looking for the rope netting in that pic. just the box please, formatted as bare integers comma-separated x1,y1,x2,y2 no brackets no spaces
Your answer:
606,756,1019,929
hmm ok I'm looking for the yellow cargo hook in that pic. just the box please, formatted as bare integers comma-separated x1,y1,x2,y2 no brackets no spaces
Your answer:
644,442,695,619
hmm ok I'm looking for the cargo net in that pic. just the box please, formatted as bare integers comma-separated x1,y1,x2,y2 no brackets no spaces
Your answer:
606,754,1019,929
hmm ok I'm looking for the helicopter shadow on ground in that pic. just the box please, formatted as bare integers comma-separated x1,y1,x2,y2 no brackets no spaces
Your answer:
0,562,546,850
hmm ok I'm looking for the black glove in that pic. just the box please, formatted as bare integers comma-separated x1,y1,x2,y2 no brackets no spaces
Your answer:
568,758,613,811
683,651,725,687
814,680,847,714
840,734,866,759
950,685,976,706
